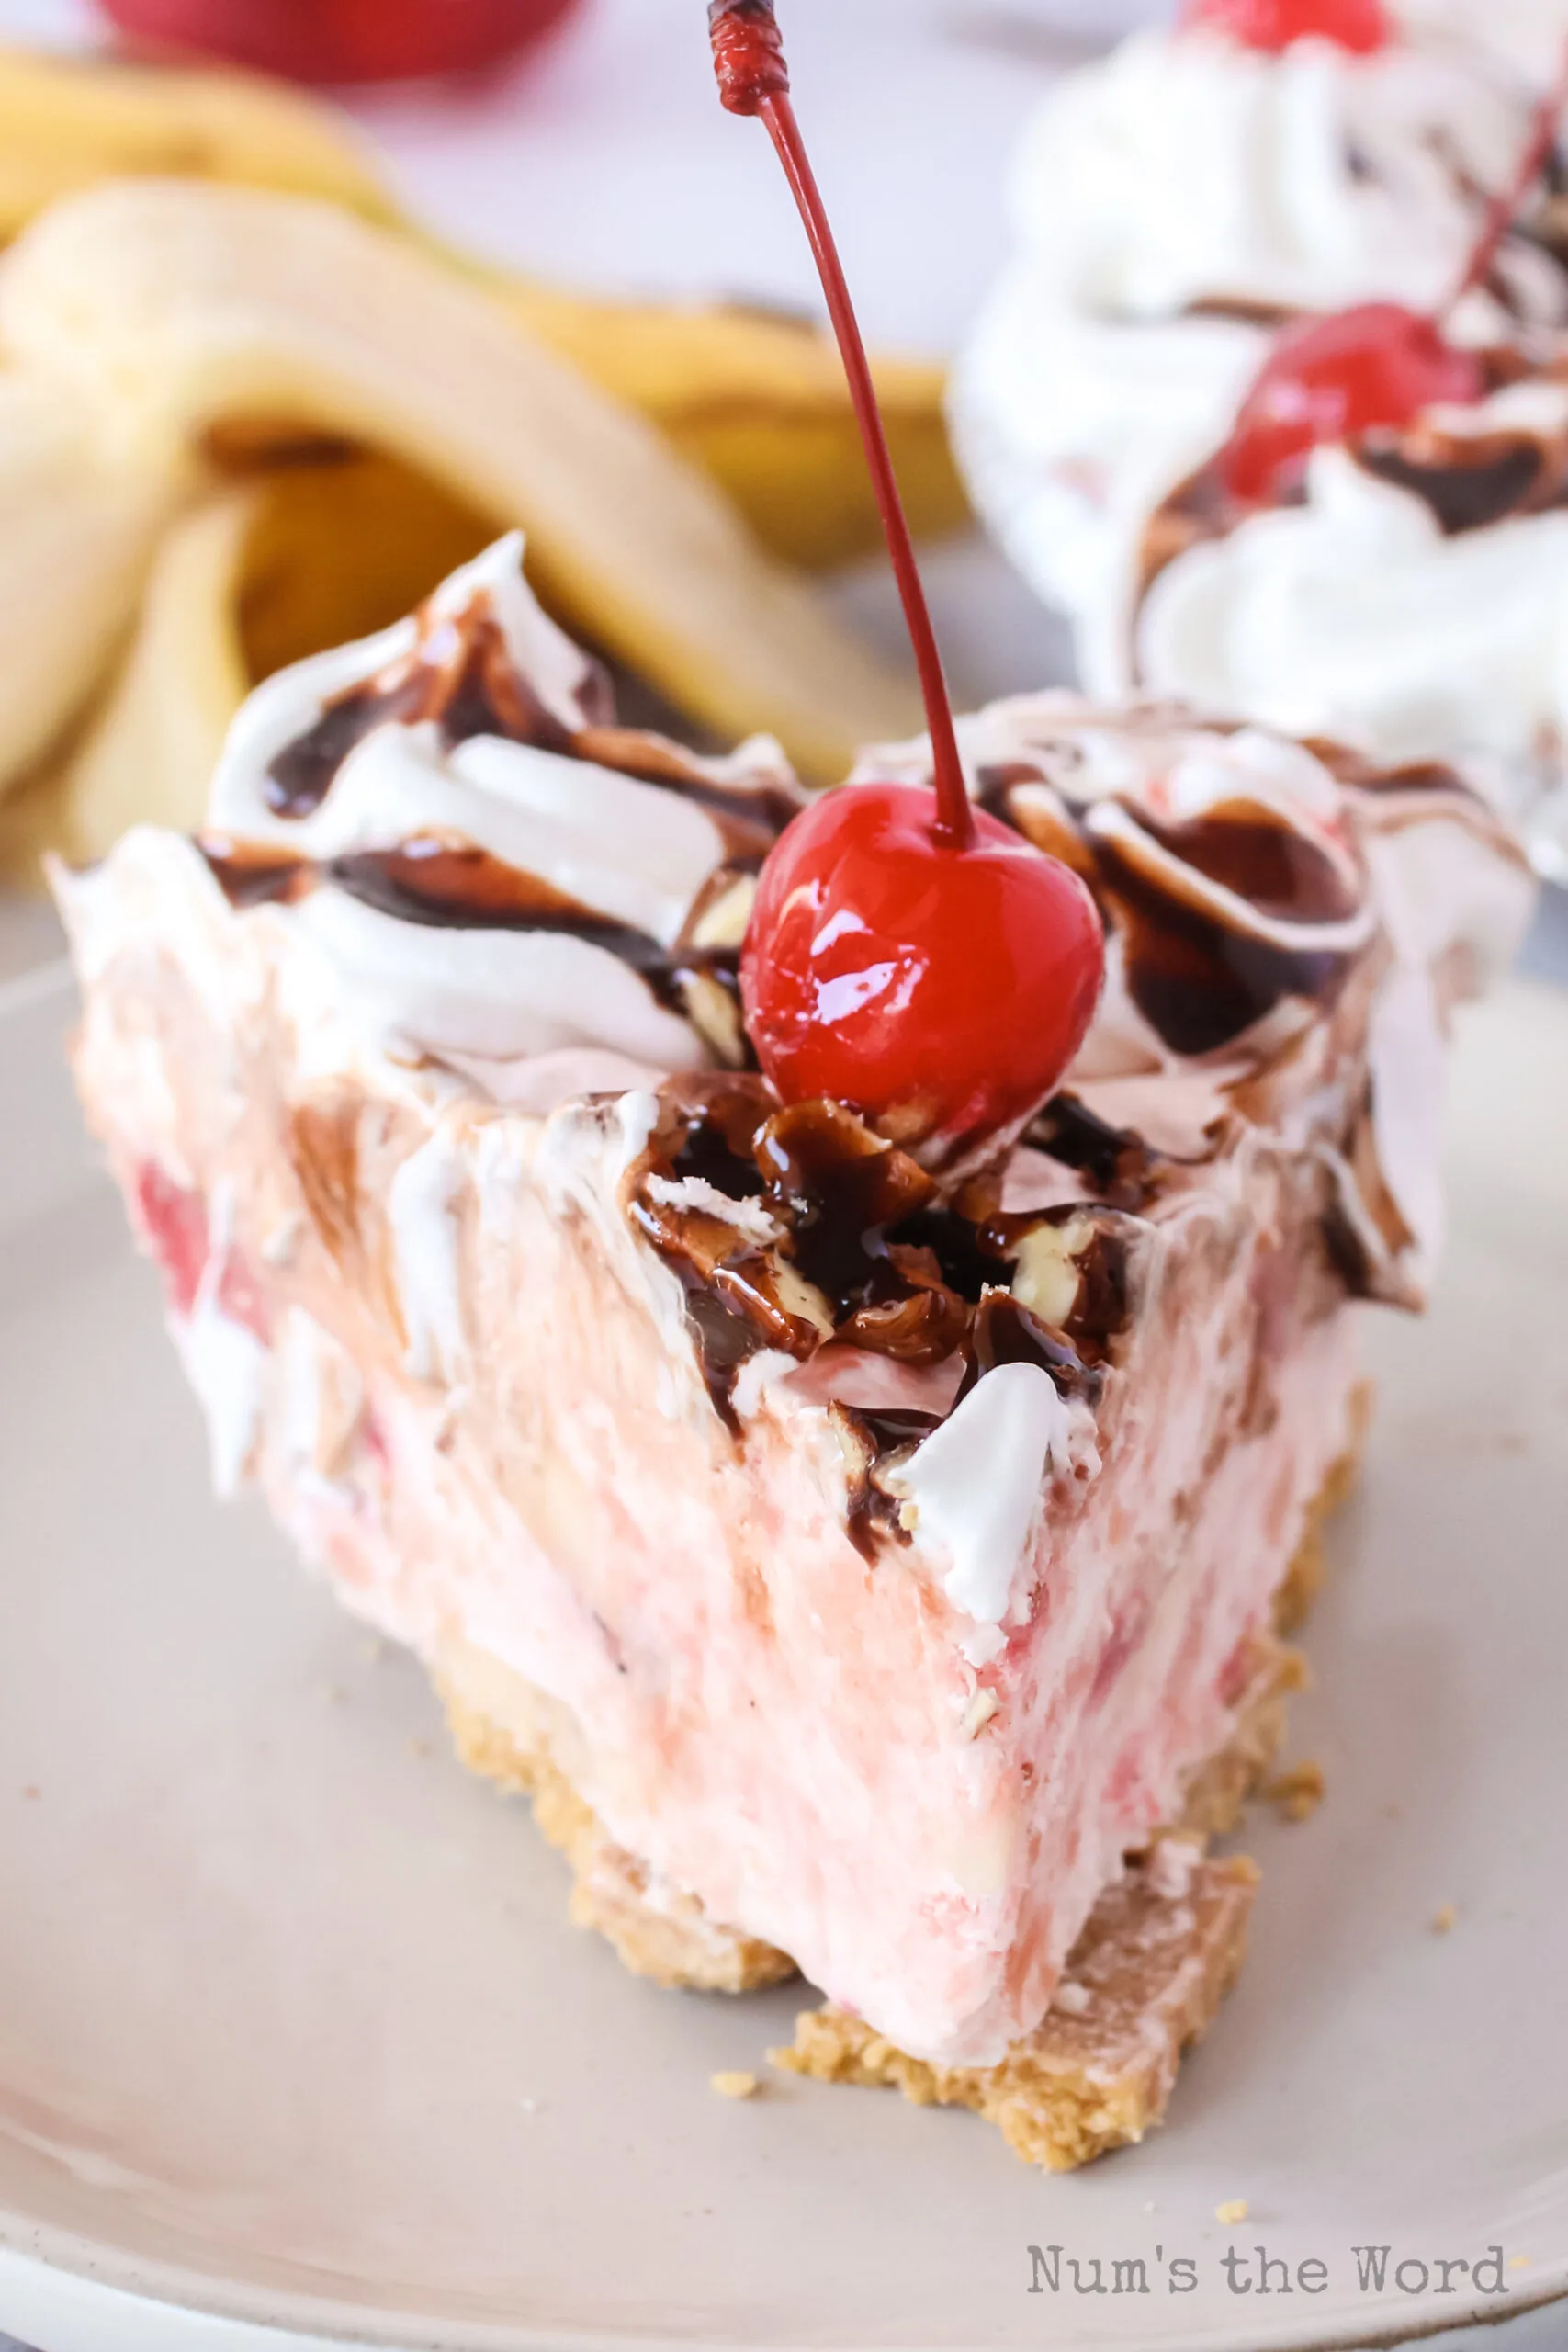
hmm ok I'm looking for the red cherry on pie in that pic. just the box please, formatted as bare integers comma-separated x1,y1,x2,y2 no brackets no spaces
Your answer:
97,0,580,82
1219,301,1484,503
740,782,1105,1168
1179,0,1391,52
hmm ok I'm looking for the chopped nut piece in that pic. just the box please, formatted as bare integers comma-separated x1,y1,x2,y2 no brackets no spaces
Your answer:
1010,1213,1092,1328
961,1689,1000,1739
1263,1760,1325,1823
710,2070,761,2100
688,873,756,950
680,967,747,1067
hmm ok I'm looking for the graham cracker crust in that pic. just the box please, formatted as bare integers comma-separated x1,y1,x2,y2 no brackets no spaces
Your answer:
773,1846,1259,2173
442,1646,794,1996
438,1400,1368,2166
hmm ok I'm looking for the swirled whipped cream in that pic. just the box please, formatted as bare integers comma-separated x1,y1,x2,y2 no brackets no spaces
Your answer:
193,533,803,1090
951,18,1568,760
854,692,1530,1297
1137,383,1568,778
127,535,1521,1179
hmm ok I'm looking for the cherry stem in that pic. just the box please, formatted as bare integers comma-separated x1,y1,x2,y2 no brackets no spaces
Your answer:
1446,34,1568,314
708,0,972,850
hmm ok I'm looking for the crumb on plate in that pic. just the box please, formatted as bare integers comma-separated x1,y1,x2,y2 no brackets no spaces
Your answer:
1263,1760,1325,1823
710,2070,761,2100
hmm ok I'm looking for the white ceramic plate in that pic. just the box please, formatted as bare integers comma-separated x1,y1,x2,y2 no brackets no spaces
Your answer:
1,961,1565,2352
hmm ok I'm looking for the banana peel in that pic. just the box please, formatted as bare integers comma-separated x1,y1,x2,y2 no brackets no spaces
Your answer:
0,455,492,876
56,488,253,864
499,283,968,571
0,42,966,571
60,453,501,864
0,178,922,786
0,42,396,239
0,372,185,800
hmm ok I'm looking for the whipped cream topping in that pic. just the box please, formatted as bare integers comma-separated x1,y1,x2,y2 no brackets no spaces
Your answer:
1138,429,1568,773
100,539,1530,1631
998,28,1543,323
199,534,802,1077
860,698,1382,1089
951,19,1568,752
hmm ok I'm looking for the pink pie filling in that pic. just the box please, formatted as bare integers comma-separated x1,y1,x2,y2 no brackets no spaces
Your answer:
78,882,1359,2069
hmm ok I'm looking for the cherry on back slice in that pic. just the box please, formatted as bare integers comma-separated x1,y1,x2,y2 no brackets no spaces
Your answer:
1179,0,1391,52
1221,302,1484,503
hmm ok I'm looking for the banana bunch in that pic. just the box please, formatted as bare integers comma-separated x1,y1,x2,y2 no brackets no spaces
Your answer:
0,43,974,879
0,177,931,875
0,43,965,571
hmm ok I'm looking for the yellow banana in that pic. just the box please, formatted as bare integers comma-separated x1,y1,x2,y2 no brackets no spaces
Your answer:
0,43,395,238
1,455,497,876
0,372,183,799
0,179,921,785
0,43,965,571
499,283,968,571
58,488,254,864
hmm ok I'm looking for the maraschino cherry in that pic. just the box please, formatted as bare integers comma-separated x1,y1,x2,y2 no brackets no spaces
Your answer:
1218,34,1568,503
708,0,1104,1170
99,0,580,83
1221,306,1483,503
1179,0,1389,53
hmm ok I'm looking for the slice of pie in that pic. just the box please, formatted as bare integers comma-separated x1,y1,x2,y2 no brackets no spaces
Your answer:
55,536,1531,2165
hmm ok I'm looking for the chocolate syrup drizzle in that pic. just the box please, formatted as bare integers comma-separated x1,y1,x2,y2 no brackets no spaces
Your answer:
1139,343,1568,608
206,582,799,1053
981,756,1371,1061
626,1076,1136,1521
209,565,1453,1510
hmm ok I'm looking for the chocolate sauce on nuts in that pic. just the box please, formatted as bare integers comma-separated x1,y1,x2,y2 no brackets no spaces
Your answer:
627,1074,1137,1480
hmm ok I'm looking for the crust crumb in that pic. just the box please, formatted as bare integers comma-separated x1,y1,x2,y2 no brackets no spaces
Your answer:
710,2070,761,2100
1263,1760,1326,1823
1431,1904,1458,1936
1272,1382,1371,1634
1215,2199,1250,2226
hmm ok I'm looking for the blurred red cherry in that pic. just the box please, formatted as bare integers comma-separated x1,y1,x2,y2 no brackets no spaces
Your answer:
741,781,1105,1168
1220,301,1483,503
1179,0,1390,52
97,0,581,83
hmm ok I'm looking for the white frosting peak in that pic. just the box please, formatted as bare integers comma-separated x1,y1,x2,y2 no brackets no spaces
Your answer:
201,533,799,1081
1003,28,1531,322
952,17,1568,775
891,1362,1086,1627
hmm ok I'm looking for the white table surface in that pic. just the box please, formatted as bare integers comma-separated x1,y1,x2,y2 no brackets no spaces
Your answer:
0,4,1562,2344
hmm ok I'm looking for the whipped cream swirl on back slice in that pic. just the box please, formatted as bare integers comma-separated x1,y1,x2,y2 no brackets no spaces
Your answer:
999,28,1540,323
1135,381,1568,779
950,23,1568,699
200,534,804,1080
